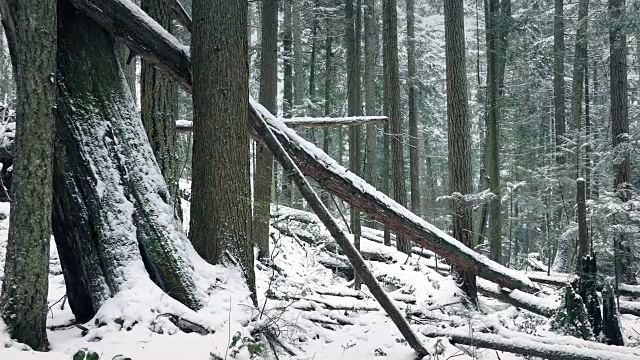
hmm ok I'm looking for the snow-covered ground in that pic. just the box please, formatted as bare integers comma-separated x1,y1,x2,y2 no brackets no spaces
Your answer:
2,198,640,359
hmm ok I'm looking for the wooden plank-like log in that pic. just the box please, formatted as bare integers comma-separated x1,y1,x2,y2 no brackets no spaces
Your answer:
421,325,640,360
174,116,388,132
172,0,191,32
70,0,537,294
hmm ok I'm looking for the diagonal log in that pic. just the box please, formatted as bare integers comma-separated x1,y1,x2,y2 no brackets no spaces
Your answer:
250,103,429,356
69,0,536,294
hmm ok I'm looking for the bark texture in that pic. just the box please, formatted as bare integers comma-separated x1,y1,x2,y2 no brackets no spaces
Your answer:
141,0,180,219
52,0,200,322
407,0,420,216
255,0,278,259
190,0,255,299
383,0,410,254
0,0,55,350
609,0,633,284
445,0,477,304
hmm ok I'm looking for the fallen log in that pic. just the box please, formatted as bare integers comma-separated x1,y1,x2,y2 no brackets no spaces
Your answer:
421,325,640,360
70,0,537,294
250,96,429,356
526,272,577,287
478,280,558,317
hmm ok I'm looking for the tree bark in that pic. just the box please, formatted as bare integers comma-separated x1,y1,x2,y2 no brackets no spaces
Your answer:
576,178,589,273
322,30,333,209
407,0,420,216
383,0,410,254
445,0,477,304
281,0,294,204
255,0,278,260
346,0,363,289
0,0,55,350
52,0,201,323
364,0,377,200
554,0,566,167
610,0,633,283
571,0,589,179
190,0,255,300
141,0,180,220
486,0,502,263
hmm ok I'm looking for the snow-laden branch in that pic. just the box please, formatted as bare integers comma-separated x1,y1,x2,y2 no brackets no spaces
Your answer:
175,116,388,133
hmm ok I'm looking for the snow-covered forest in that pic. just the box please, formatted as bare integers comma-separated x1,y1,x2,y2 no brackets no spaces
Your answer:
2,0,640,359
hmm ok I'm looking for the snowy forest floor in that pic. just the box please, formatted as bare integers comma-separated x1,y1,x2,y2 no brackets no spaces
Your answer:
2,195,640,359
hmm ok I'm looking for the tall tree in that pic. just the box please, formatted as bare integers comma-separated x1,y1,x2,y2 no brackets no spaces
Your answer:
281,0,293,203
191,0,256,300
445,0,476,304
552,0,570,273
486,0,502,263
322,27,333,208
0,0,56,350
140,0,180,218
407,0,420,216
255,0,278,259
383,0,410,254
572,0,590,265
346,0,363,289
364,0,377,197
571,0,589,179
609,0,634,283
554,0,566,167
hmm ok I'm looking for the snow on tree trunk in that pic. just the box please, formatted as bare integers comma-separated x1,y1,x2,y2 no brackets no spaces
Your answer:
52,1,200,322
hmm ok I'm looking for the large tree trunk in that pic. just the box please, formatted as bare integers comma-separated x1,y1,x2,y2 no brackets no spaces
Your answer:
190,0,255,301
255,0,278,260
52,0,201,323
610,0,634,284
322,30,333,209
445,0,477,304
0,0,55,350
383,0,410,255
70,0,537,294
141,0,180,219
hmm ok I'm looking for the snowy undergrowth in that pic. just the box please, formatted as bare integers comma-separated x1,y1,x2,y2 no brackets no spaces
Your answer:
2,199,640,359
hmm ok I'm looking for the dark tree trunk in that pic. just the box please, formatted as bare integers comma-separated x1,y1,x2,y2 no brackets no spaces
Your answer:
486,0,502,263
255,0,278,260
576,178,589,272
281,0,293,204
407,0,420,216
322,31,333,209
554,0,566,167
445,0,477,304
383,0,410,254
364,0,377,201
52,1,201,323
0,0,55,350
602,283,624,345
141,0,181,220
610,0,633,283
190,0,255,301
571,0,589,179
346,0,363,289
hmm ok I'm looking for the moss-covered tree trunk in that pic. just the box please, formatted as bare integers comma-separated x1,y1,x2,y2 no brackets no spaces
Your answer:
140,0,181,219
52,0,200,322
0,0,56,350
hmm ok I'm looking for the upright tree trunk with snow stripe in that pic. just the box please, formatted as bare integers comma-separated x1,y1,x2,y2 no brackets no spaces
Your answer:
0,0,55,350
52,1,200,322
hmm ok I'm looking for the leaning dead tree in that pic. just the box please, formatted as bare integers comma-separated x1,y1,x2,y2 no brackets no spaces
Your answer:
250,101,428,356
68,0,536,294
